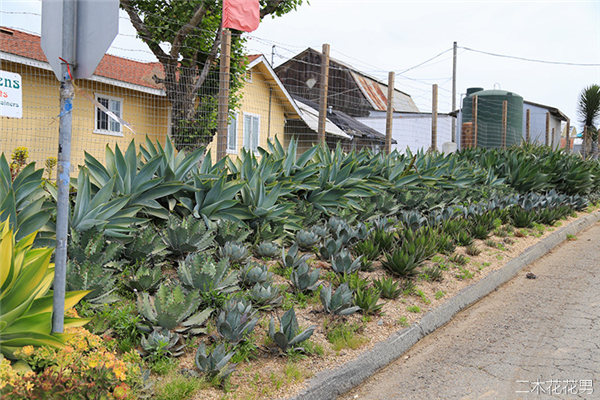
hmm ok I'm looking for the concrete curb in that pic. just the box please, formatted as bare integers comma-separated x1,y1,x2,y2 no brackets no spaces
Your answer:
286,210,600,400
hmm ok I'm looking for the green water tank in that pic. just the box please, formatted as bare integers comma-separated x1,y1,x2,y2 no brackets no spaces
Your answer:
462,88,523,148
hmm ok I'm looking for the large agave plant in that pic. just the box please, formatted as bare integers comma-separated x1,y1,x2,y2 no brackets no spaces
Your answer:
162,214,215,258
268,308,316,352
216,299,259,345
137,283,212,336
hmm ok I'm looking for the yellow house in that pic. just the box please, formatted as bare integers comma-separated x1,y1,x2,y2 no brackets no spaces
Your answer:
0,27,169,170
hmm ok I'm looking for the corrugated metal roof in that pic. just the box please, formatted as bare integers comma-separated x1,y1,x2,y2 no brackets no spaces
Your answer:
294,99,352,139
350,71,419,113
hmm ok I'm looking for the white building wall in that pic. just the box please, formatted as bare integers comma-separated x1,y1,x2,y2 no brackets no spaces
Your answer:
358,112,453,153
522,103,562,149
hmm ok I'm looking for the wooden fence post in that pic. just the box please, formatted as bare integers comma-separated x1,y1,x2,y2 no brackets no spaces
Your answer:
545,112,550,146
565,119,570,153
318,43,330,145
473,96,478,148
216,29,232,160
385,71,395,154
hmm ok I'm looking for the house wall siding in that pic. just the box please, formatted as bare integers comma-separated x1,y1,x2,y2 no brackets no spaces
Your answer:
1,60,169,170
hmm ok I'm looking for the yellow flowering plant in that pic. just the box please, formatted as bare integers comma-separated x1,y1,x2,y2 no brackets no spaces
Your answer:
0,327,143,399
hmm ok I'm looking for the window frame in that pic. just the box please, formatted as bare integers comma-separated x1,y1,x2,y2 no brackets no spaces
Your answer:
93,93,124,137
242,112,261,154
227,112,238,154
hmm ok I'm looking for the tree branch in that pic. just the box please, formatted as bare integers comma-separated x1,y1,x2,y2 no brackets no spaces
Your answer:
260,0,286,18
189,25,222,98
120,0,170,64
170,3,208,58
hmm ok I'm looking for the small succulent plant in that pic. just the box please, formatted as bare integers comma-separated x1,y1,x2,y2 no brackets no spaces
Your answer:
141,328,185,358
330,249,362,275
372,276,402,299
320,283,360,315
310,224,328,239
353,286,383,315
268,308,316,352
290,261,320,293
162,214,215,258
381,249,420,277
295,229,320,250
255,241,280,258
248,282,282,308
216,299,258,345
178,253,238,295
319,237,344,260
221,241,250,264
214,219,251,246
124,264,163,294
353,239,380,262
124,228,168,265
239,262,272,288
281,243,310,269
195,343,236,382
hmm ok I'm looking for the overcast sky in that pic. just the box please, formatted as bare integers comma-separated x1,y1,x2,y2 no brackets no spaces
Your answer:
2,0,599,130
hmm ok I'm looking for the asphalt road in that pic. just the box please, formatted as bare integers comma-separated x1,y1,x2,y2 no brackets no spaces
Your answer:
340,223,600,400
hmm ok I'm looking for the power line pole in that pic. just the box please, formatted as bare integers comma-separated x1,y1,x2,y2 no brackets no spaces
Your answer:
451,41,457,143
318,43,330,145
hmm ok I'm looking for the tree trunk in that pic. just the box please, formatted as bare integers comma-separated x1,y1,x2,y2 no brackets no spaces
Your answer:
592,140,599,159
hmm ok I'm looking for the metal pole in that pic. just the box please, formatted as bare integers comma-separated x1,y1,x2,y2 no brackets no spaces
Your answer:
216,29,231,160
565,119,570,153
318,43,330,145
385,71,395,154
53,0,77,334
432,83,438,151
545,112,550,146
451,41,457,143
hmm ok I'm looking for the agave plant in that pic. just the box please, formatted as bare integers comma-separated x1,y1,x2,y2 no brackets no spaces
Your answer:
216,299,259,345
281,243,310,269
162,214,215,258
249,282,283,309
137,283,212,336
178,253,238,295
370,229,396,252
239,262,272,288
509,206,536,228
381,249,420,277
310,224,328,239
319,237,344,260
123,227,168,266
255,241,280,259
0,220,89,358
353,286,383,315
123,264,163,294
268,308,316,352
195,342,236,382
220,241,250,264
213,219,251,246
320,283,360,315
141,328,185,358
372,277,402,299
290,262,320,293
296,229,320,250
330,249,362,275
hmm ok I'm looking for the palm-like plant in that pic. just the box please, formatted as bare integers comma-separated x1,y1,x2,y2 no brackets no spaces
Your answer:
577,84,600,158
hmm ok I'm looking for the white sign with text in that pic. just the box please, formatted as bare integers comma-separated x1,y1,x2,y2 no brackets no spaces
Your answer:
0,71,23,118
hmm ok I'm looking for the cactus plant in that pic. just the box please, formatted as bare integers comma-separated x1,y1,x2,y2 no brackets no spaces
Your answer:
268,308,316,352
216,299,259,345
320,283,360,315
162,214,215,258
330,249,362,275
195,343,236,382
178,253,238,294
290,261,320,293
295,229,320,250
220,241,250,264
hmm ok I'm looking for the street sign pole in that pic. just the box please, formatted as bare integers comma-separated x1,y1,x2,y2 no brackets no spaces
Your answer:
52,0,77,334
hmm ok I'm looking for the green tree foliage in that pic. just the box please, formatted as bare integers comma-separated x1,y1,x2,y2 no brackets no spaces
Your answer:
577,84,600,157
120,0,304,151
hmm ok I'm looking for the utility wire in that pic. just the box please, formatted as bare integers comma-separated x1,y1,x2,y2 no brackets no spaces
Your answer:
395,48,453,75
460,46,600,67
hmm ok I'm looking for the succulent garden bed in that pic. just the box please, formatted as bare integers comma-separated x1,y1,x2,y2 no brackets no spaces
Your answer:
1,139,599,400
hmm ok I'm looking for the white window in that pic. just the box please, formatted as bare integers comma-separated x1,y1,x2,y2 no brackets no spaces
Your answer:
94,94,123,136
227,113,238,153
245,70,253,83
243,113,260,153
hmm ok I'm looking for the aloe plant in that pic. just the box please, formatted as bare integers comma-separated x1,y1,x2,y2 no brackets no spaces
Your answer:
0,220,89,358
255,241,280,258
320,283,360,315
162,214,215,258
290,261,320,293
221,241,250,264
195,342,236,381
381,249,420,277
216,299,258,345
370,229,396,252
268,308,316,352
330,249,362,275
